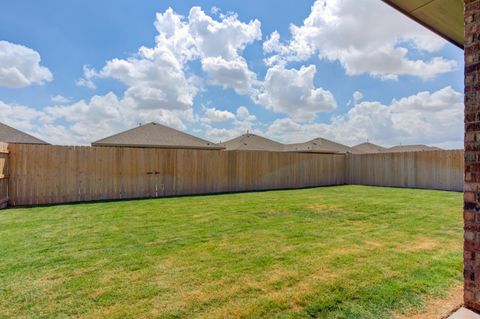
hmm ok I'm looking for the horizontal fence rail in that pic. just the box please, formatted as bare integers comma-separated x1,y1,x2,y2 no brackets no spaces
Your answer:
7,144,346,206
345,150,464,192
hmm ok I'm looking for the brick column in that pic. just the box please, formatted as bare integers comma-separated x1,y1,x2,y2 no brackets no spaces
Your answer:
465,0,480,311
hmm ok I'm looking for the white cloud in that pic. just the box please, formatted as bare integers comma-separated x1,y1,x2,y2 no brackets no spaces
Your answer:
51,95,71,104
200,105,258,142
0,40,52,88
0,86,463,148
188,7,262,95
100,53,198,110
43,92,193,144
0,5,463,150
76,65,97,89
201,124,254,142
0,100,46,133
266,86,463,148
0,7,265,145
81,8,199,110
258,64,336,120
0,91,195,145
78,7,261,109
201,56,258,95
264,0,457,80
201,106,235,123
199,105,256,126
188,7,261,61
211,6,220,15
353,91,363,103
236,106,256,121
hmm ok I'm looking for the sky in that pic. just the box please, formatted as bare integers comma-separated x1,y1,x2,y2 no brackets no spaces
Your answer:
0,0,464,148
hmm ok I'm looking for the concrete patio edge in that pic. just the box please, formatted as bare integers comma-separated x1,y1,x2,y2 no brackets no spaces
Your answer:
448,307,480,319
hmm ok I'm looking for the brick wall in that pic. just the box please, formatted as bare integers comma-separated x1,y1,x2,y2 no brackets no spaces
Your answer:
465,0,480,311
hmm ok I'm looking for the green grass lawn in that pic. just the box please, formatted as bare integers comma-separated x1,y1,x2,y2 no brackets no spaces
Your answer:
0,185,462,319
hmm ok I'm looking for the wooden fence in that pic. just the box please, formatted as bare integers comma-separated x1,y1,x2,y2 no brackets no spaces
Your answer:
345,150,464,191
6,143,346,206
0,143,8,208
0,144,464,208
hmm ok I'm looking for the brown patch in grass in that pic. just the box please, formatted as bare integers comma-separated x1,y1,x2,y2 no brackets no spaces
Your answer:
308,204,340,212
150,256,342,319
393,284,463,319
412,239,439,250
197,267,340,319
363,240,384,248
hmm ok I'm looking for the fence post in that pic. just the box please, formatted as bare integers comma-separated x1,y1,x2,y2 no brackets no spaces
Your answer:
0,142,9,209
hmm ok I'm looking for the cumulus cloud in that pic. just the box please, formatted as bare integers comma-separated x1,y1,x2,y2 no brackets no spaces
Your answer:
200,105,258,142
0,91,195,145
188,8,261,60
95,7,201,110
266,86,463,148
201,106,236,123
200,105,257,125
51,95,71,104
0,7,265,145
353,91,363,103
188,7,261,95
0,100,46,132
0,4,462,149
236,106,256,121
0,40,52,88
43,92,194,144
0,86,463,148
100,53,198,110
210,6,220,15
258,64,336,120
76,65,98,89
79,7,262,109
263,0,457,80
201,56,258,95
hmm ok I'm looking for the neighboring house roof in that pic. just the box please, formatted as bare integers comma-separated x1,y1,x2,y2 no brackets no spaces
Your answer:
352,142,387,153
220,133,285,152
284,138,359,154
385,144,443,152
381,0,463,49
92,122,224,150
0,122,49,145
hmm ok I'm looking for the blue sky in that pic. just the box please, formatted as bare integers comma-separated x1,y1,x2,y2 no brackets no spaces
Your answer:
0,0,464,148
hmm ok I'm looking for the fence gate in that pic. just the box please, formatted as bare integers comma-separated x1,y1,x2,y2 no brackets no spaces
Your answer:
147,171,161,198
0,143,9,209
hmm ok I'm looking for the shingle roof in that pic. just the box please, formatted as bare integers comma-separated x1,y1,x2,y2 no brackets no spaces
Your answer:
284,138,359,154
385,144,442,152
92,122,224,150
352,142,386,153
0,122,48,145
220,133,285,152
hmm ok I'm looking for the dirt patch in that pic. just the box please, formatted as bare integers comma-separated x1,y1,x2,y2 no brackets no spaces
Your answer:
394,284,463,319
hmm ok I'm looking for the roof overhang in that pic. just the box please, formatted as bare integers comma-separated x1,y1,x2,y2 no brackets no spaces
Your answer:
381,0,464,49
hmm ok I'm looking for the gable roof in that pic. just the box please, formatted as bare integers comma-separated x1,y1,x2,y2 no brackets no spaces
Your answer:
92,122,224,150
386,144,442,152
381,0,463,49
0,122,49,145
284,137,359,154
352,142,387,153
220,133,285,152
